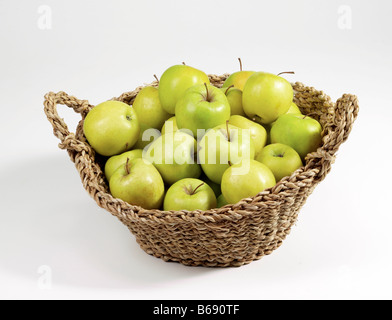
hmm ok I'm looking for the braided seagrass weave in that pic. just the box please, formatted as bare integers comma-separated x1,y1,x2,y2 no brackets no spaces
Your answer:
44,74,359,267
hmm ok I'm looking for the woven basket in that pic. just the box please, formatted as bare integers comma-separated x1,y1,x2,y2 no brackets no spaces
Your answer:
44,74,359,267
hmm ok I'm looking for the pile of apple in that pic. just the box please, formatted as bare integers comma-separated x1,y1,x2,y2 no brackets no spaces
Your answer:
83,61,322,211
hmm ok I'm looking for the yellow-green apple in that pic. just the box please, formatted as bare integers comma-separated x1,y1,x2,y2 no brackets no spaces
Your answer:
286,102,302,115
243,72,293,124
228,115,267,157
199,123,255,184
271,114,323,160
109,158,165,209
133,86,171,129
220,86,246,116
132,86,170,150
176,83,231,138
256,143,303,181
105,149,143,181
221,159,276,204
83,101,140,156
158,64,210,114
163,178,217,211
222,59,255,91
268,103,302,130
161,116,178,135
216,194,229,208
145,131,201,185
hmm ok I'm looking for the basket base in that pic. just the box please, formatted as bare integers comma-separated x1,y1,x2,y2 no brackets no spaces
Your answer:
134,232,286,268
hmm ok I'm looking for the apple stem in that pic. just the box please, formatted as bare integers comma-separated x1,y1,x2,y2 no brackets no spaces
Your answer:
204,83,212,102
125,158,130,175
238,58,243,72
228,160,233,166
277,71,295,76
190,183,204,195
226,120,231,143
225,85,234,95
182,62,186,66
153,74,159,83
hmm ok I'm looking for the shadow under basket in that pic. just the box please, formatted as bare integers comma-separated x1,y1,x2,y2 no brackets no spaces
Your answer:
44,74,359,267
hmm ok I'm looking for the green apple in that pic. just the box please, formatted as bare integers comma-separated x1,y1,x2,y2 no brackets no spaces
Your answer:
161,116,178,135
256,143,303,181
222,59,255,91
83,101,140,156
243,72,293,124
105,149,143,182
266,103,301,144
109,158,165,209
199,123,255,184
176,83,231,138
271,114,323,160
220,86,246,116
158,64,210,114
286,102,302,115
163,178,217,211
221,159,276,204
133,86,171,129
133,124,161,150
216,194,229,208
228,115,267,157
145,131,201,185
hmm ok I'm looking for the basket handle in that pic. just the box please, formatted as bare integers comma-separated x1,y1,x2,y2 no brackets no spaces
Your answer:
306,93,359,181
44,91,94,154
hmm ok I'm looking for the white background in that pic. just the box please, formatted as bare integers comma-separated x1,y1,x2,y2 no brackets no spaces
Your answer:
0,0,391,300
